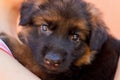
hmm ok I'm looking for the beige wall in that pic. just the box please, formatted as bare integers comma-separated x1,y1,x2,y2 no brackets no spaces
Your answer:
86,0,120,39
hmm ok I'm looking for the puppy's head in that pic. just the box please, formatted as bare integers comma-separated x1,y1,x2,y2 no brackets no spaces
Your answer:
19,0,108,74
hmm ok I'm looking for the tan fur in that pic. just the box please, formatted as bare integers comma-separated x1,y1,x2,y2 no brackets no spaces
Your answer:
74,46,96,67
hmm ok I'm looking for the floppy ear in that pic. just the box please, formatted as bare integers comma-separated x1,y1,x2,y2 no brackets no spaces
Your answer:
90,24,108,51
19,2,38,26
87,4,108,51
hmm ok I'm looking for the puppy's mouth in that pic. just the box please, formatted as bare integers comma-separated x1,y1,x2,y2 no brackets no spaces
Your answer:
44,62,60,71
41,63,62,74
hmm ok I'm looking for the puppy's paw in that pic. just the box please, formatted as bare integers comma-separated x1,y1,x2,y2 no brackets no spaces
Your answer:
0,32,11,43
0,32,20,52
0,32,8,40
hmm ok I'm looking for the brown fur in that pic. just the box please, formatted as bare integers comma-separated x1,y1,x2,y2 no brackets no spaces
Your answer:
0,0,119,80
74,46,96,66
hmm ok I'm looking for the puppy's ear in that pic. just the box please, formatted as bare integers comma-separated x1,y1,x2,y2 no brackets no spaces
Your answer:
19,2,38,26
89,24,108,51
87,4,108,51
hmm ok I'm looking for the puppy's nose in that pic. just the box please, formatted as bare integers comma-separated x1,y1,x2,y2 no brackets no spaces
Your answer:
44,53,63,67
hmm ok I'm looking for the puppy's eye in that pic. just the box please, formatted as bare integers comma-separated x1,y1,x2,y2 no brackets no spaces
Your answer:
41,24,48,31
40,24,52,35
71,34,80,43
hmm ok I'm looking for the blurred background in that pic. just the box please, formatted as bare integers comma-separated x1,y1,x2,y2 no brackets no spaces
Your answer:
86,0,120,39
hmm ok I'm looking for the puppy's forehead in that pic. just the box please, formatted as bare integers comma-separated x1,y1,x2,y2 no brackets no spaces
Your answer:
35,0,87,18
33,0,88,28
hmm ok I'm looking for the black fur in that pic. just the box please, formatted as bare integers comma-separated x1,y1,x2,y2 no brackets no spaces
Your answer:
3,0,120,80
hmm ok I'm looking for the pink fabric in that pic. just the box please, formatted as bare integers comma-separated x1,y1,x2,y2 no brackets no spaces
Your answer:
0,39,13,57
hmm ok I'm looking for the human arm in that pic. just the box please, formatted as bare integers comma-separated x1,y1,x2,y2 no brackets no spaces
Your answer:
0,50,41,80
114,58,120,80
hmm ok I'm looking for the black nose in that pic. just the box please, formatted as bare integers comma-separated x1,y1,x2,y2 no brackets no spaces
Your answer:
44,53,63,67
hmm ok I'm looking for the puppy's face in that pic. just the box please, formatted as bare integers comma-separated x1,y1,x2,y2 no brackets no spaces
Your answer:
19,0,108,73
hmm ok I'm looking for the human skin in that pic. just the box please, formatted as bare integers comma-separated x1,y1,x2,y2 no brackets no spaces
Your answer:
0,50,41,80
114,58,120,80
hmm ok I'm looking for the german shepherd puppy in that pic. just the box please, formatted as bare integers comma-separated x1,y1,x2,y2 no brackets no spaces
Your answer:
1,0,120,80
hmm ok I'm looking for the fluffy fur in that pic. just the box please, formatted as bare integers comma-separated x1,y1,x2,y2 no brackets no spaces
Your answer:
0,0,120,80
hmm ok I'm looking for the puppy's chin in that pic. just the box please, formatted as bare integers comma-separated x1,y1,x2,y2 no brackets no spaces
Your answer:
39,63,70,74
